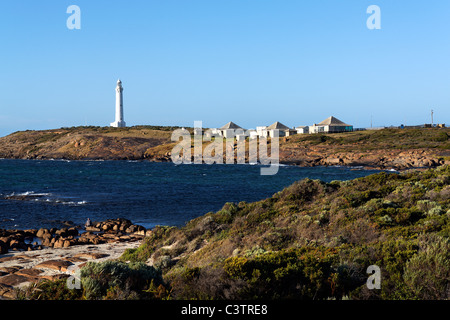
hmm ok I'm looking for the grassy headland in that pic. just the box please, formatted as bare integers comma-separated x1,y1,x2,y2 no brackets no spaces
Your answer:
0,126,449,170
0,126,177,160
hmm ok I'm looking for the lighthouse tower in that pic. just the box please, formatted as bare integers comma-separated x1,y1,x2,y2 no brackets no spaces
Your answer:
110,79,126,127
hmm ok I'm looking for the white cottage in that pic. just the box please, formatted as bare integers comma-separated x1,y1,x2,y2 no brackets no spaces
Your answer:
310,116,353,134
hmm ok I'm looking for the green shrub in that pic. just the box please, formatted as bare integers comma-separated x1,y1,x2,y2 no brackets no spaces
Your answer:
344,190,379,207
278,179,327,203
223,247,353,299
214,202,238,224
427,206,445,216
80,261,163,299
394,207,423,225
168,265,243,299
378,215,393,226
18,279,83,300
120,226,176,262
431,131,449,142
403,234,450,299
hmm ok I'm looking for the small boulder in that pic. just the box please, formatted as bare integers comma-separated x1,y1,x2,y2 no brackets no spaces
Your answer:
36,228,50,238
42,232,52,240
67,227,78,237
53,238,64,248
42,236,53,247
9,240,27,251
0,240,8,254
134,230,146,236
55,228,68,237
85,226,100,232
126,224,145,234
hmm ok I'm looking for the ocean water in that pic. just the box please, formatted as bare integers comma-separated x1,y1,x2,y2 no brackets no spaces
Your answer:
0,159,382,230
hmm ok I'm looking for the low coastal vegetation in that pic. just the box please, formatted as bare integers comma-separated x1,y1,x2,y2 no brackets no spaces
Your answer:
17,165,450,300
286,127,450,150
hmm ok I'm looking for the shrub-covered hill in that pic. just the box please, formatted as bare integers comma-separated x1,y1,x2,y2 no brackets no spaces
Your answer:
18,166,449,300
120,165,450,300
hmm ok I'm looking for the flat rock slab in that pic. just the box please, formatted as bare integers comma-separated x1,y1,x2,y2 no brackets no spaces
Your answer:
85,227,101,232
63,256,87,263
74,252,109,260
0,283,16,299
35,260,73,272
0,255,31,263
0,256,22,263
0,274,29,286
15,268,43,278
0,240,142,298
40,274,70,281
0,266,23,274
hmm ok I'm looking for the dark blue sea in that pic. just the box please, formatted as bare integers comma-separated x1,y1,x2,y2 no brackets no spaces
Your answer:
0,159,383,230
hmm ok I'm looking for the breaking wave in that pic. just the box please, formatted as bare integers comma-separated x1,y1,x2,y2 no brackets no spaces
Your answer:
2,191,87,206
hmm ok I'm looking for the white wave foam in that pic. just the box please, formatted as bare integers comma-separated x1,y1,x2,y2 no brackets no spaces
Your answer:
61,200,88,205
4,191,87,206
50,199,88,206
6,191,51,197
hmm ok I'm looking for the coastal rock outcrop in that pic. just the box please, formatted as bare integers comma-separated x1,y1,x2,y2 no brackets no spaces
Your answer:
0,127,173,161
0,238,142,299
0,218,148,254
0,218,148,298
278,146,446,171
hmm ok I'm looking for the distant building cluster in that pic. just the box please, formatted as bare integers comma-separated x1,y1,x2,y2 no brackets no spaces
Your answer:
206,116,354,139
109,81,445,133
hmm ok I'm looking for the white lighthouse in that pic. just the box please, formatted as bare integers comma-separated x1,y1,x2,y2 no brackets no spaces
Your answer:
110,79,126,127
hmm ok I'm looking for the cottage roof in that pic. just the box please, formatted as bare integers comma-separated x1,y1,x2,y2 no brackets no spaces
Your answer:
267,121,290,130
316,116,351,126
220,122,243,130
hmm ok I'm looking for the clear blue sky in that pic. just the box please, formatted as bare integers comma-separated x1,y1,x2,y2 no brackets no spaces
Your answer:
0,0,449,136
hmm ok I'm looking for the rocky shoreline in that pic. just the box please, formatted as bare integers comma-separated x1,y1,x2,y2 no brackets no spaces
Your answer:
277,147,448,171
0,218,149,299
143,152,447,172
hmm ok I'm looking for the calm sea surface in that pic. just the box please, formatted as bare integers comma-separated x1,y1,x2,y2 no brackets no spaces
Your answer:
0,159,383,230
